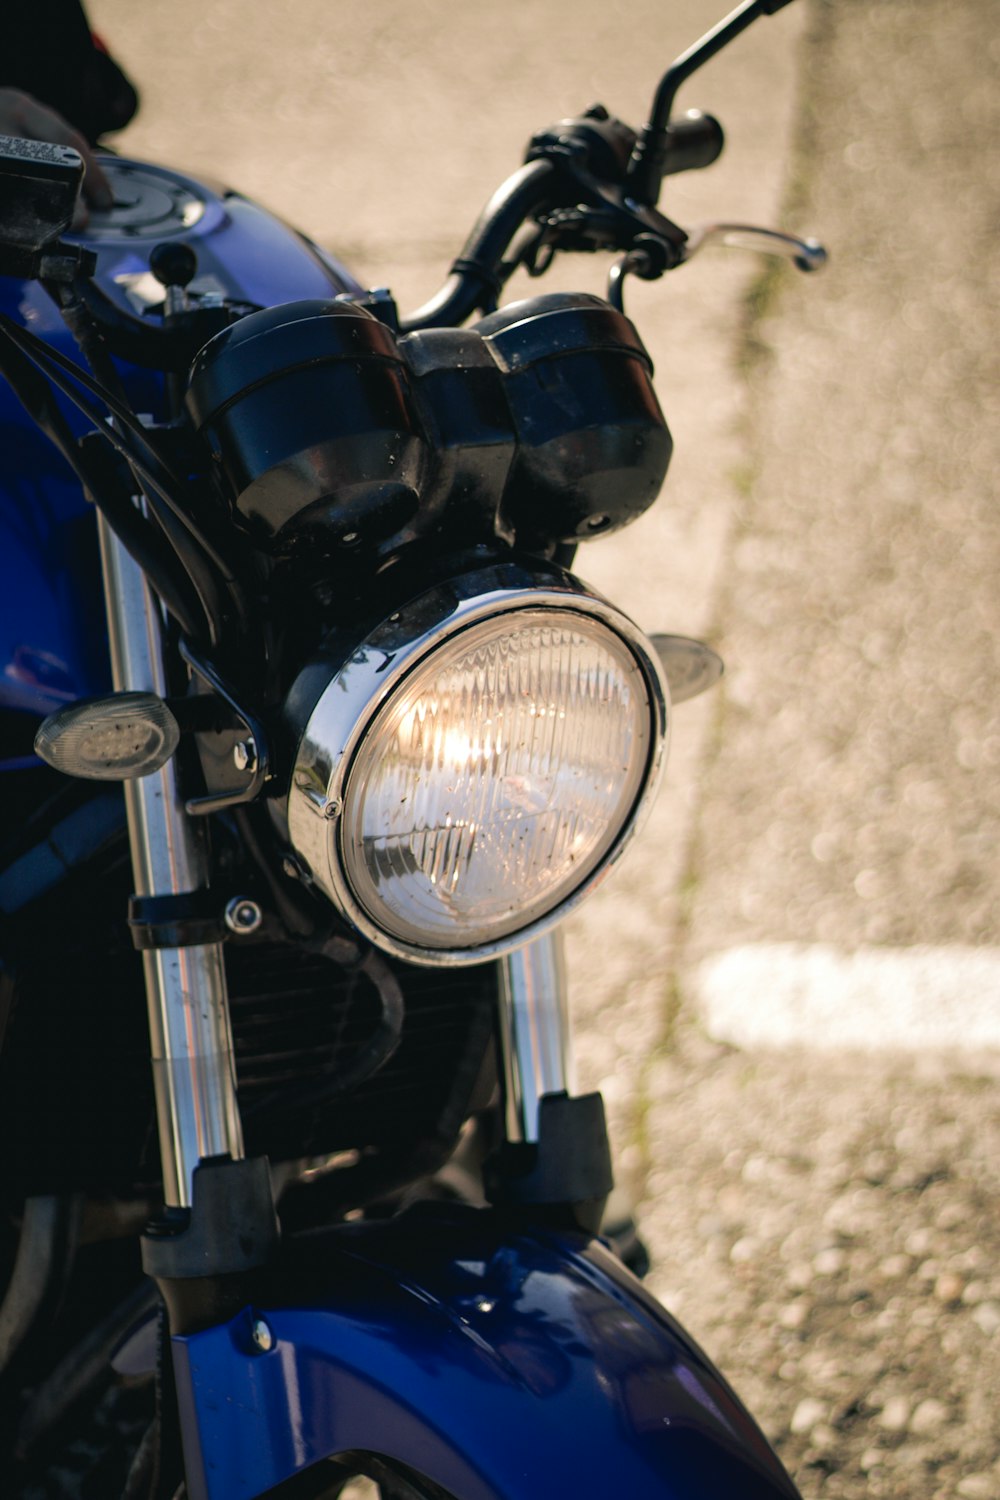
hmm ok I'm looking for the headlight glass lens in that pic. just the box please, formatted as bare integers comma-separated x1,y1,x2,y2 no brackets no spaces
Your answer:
341,609,652,950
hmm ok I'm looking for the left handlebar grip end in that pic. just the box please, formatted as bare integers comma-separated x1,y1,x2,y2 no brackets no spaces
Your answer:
625,110,724,205
661,110,725,176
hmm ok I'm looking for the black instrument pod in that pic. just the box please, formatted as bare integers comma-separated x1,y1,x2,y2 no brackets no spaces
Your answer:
474,293,672,546
186,300,428,555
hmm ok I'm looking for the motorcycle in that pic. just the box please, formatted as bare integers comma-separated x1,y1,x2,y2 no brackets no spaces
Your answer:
0,1,826,1495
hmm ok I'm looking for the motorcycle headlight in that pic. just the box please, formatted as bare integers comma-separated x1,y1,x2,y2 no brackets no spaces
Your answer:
287,564,668,964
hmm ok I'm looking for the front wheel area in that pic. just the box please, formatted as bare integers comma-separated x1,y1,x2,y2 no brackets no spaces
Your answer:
5,1201,799,1500
173,1203,801,1500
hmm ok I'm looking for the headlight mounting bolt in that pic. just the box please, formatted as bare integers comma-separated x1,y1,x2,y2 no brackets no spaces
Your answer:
225,897,264,936
323,798,342,820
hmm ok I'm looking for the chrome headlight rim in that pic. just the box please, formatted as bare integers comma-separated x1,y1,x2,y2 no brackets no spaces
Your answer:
287,562,669,967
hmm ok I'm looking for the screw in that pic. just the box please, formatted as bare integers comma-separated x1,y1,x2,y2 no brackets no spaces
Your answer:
225,896,263,935
323,798,342,820
233,738,257,773
251,1317,274,1353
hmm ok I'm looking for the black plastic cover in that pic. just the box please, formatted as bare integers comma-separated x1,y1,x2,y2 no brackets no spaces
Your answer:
186,299,427,554
485,1090,613,1234
475,294,672,545
187,292,671,558
398,326,516,545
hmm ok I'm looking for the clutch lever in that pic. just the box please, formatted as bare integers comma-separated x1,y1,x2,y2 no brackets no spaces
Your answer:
682,222,828,272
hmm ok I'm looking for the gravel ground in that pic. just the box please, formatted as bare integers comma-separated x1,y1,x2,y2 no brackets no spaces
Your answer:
635,3,1000,1497
639,1043,1000,1500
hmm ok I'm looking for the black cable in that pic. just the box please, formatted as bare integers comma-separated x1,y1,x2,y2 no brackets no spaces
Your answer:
51,283,255,641
0,312,234,583
0,327,206,637
3,316,220,641
83,471,207,640
0,312,242,644
0,314,185,503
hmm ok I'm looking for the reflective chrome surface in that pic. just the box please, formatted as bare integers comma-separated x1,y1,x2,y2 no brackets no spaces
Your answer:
684,222,828,272
224,896,264,935
287,563,670,967
498,933,575,1143
98,515,244,1208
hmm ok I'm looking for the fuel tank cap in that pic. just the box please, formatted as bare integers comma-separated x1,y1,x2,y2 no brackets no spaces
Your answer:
75,159,220,240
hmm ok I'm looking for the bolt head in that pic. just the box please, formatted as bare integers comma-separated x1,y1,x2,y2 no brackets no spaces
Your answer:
233,739,257,773
323,798,342,821
225,897,263,935
252,1317,274,1353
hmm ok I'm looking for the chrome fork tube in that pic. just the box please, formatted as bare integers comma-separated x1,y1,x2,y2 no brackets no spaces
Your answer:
497,932,577,1144
97,516,244,1208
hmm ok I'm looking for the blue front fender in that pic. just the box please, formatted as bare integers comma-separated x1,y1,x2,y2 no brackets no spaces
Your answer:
172,1204,799,1500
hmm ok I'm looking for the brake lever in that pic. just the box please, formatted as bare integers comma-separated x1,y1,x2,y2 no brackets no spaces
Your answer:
682,222,828,272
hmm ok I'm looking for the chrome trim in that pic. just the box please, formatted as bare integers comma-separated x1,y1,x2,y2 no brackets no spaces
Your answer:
498,934,576,1144
287,563,670,967
224,896,264,935
97,515,244,1208
683,222,828,273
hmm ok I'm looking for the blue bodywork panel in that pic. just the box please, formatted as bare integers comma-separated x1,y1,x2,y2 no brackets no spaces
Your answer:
0,158,360,749
174,1206,799,1500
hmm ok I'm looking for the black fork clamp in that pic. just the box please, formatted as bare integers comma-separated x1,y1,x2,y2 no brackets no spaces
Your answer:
128,890,224,950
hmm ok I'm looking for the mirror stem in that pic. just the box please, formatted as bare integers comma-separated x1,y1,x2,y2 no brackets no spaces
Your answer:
626,0,796,203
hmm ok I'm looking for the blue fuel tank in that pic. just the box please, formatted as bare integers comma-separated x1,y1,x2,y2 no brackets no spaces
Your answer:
0,157,361,764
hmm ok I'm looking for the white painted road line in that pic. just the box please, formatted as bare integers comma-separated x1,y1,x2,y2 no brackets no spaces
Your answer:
696,944,1000,1051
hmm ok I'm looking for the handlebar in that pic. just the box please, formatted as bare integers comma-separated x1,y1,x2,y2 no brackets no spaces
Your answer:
656,111,725,177
400,160,557,333
399,110,701,333
2,1,810,359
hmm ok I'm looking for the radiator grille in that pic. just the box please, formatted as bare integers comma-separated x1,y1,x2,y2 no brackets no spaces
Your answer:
0,843,496,1196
